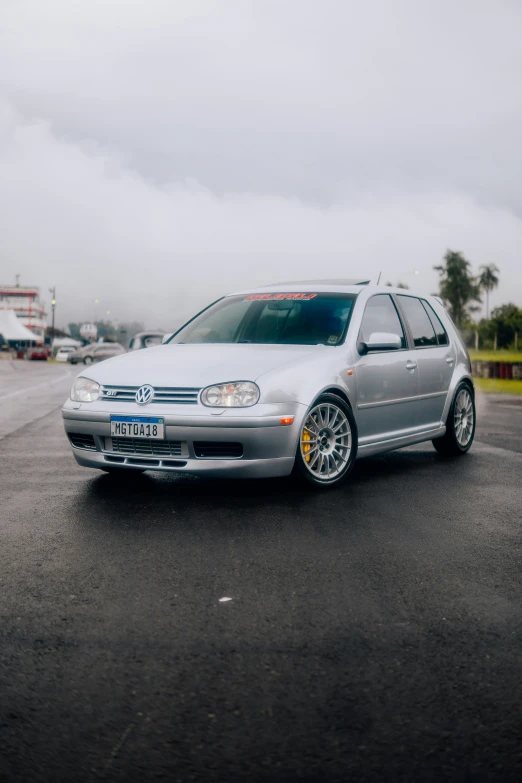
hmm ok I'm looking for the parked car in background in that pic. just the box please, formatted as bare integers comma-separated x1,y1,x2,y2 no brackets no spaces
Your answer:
27,344,51,360
55,346,76,362
68,342,125,365
129,332,165,350
63,280,475,488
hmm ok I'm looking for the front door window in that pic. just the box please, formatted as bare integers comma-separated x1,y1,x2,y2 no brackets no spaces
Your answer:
358,294,406,349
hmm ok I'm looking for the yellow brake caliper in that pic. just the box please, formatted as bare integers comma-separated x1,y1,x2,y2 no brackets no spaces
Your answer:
302,428,311,462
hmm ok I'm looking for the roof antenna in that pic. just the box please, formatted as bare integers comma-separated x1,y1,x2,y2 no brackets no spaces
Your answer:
376,271,382,285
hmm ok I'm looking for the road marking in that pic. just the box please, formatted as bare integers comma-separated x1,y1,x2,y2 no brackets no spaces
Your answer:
219,596,233,602
0,372,72,401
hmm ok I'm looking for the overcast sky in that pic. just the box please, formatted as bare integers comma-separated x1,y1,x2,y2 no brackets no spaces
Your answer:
1,0,521,329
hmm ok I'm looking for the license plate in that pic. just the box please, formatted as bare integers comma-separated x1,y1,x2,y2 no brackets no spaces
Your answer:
110,415,165,439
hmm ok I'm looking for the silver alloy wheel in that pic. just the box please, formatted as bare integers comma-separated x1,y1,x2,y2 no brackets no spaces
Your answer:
300,402,352,481
454,388,474,446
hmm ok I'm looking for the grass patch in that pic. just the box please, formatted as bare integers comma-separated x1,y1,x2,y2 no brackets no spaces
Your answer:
474,378,522,395
469,350,522,362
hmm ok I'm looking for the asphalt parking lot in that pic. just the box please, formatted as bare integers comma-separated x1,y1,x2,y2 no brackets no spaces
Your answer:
1,362,521,782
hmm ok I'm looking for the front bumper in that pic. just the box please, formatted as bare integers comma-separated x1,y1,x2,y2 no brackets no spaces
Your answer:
62,400,306,478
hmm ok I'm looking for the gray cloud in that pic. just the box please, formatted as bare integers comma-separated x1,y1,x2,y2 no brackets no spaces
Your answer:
1,0,521,327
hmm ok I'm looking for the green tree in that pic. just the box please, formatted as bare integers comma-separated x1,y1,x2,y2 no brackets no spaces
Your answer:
68,323,82,341
478,263,500,320
116,321,145,347
433,250,481,327
490,303,522,350
95,320,118,340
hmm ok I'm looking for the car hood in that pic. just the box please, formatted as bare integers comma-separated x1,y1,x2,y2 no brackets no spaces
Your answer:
81,343,324,388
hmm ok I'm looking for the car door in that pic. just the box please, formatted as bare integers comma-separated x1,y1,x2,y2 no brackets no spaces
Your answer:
93,345,109,362
396,295,455,427
105,345,120,359
355,294,419,441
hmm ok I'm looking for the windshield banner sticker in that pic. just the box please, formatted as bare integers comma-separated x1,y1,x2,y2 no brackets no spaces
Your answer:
244,293,317,301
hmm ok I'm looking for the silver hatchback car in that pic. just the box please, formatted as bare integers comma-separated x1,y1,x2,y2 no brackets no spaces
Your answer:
63,280,475,488
68,342,126,365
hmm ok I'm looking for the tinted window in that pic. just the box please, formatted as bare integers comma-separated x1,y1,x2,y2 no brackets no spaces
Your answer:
359,295,406,348
171,294,357,346
421,301,449,346
398,296,437,347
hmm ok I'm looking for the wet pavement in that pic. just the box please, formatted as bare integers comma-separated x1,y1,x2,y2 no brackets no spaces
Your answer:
1,362,521,782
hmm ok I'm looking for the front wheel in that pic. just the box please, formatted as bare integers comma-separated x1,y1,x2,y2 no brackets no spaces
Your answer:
433,383,476,456
293,394,358,488
84,355,93,365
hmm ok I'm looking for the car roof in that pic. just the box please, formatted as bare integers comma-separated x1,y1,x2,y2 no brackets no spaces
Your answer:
229,280,435,298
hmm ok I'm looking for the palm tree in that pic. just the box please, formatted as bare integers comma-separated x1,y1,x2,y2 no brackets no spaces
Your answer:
434,250,482,327
478,263,500,320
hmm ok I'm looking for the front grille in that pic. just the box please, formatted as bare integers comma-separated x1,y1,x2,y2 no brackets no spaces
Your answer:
109,438,183,457
100,385,200,404
194,442,243,459
69,433,96,451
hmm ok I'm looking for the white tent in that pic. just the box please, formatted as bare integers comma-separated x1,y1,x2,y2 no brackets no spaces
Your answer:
52,337,82,349
0,309,39,341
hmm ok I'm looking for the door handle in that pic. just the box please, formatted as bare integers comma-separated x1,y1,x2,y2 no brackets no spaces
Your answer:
406,360,417,370
445,356,455,365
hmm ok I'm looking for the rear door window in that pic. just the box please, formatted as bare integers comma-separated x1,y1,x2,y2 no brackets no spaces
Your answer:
421,301,449,346
359,294,406,349
397,296,437,347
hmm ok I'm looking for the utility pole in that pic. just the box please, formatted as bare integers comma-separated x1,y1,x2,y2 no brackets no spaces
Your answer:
49,287,56,342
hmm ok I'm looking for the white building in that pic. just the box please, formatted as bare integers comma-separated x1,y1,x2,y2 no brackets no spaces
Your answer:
0,284,47,342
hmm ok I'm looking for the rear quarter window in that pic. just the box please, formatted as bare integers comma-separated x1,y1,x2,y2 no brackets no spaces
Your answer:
421,301,449,346
397,295,437,347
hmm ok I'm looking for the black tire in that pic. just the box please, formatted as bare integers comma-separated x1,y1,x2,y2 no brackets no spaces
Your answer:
84,356,93,365
293,393,358,488
432,382,476,456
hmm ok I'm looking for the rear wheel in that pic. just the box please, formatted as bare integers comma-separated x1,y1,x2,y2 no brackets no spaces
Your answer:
293,394,357,488
433,382,476,456
84,355,93,365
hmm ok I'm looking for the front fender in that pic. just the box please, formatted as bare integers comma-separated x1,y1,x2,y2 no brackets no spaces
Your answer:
256,349,358,410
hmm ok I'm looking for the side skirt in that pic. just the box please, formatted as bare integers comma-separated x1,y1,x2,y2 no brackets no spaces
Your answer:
357,425,446,458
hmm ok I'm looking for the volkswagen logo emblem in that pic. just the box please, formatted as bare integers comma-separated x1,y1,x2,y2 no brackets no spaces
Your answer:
136,384,154,405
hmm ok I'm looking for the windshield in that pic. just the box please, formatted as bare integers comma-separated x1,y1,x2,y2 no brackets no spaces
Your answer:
169,293,357,346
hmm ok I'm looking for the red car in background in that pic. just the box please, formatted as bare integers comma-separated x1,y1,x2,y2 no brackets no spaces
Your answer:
27,344,51,360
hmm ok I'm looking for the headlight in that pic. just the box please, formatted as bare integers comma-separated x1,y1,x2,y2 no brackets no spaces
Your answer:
71,377,100,402
201,381,260,407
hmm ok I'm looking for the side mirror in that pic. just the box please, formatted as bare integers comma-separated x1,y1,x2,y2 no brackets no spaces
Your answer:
162,333,173,344
362,332,402,352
